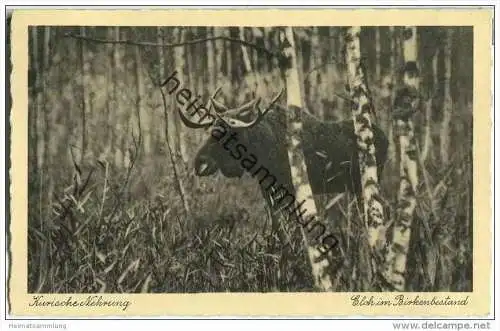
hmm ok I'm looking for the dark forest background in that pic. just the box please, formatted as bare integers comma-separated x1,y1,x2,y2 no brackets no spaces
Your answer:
27,26,473,293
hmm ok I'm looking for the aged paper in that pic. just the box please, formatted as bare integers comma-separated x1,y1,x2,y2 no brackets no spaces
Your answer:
8,8,492,317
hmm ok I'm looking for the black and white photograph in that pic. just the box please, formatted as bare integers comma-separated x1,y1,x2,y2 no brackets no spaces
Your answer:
5,7,494,320
25,24,474,294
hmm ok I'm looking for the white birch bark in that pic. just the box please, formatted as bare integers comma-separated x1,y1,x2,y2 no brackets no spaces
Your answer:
280,27,333,291
344,27,387,253
383,26,419,291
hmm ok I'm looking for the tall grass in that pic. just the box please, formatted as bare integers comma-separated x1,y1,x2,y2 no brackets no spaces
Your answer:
27,112,472,293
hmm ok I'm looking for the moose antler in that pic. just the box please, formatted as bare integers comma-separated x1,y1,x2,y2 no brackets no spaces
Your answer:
214,88,284,129
177,87,222,129
176,86,283,130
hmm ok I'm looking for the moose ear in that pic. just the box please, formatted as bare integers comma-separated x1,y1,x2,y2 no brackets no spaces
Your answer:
211,98,229,113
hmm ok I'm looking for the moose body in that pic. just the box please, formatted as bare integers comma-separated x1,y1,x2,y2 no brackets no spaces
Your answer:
193,103,389,208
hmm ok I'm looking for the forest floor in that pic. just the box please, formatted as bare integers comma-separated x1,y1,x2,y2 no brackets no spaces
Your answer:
27,132,473,293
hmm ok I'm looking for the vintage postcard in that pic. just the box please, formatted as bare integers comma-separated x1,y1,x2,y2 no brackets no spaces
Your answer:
7,8,493,317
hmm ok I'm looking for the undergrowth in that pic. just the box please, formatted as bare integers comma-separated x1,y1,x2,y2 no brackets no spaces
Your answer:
27,138,472,293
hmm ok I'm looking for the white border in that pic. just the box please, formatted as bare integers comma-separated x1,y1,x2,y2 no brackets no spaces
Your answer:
1,2,497,330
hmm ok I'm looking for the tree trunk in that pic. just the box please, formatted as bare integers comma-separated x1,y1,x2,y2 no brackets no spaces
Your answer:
105,27,114,159
113,27,123,168
309,27,322,118
43,27,54,206
279,27,333,291
383,26,420,291
239,27,253,73
329,28,342,120
161,27,190,218
30,27,40,180
344,27,387,279
441,28,453,166
387,26,397,163
224,28,232,87
239,27,257,100
159,84,191,219
158,28,175,154
178,27,189,164
206,27,216,92
250,28,260,72
30,26,44,291
263,27,275,72
421,47,438,163
79,27,87,164
134,43,148,155
375,27,381,82
214,27,224,81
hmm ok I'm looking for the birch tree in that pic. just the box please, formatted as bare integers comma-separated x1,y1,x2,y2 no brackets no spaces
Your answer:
279,27,333,291
421,47,438,163
224,28,232,84
309,26,322,118
239,27,257,99
135,43,149,155
80,27,88,164
113,27,123,168
214,27,224,81
375,27,381,81
441,28,453,166
387,26,398,162
344,27,387,273
172,27,185,161
30,27,40,179
206,27,216,95
105,27,115,159
159,28,191,218
383,26,420,291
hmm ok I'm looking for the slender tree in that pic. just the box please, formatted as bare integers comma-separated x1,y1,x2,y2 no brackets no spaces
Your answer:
328,28,343,120
437,28,455,291
309,26,322,118
421,47,438,163
206,27,216,94
157,28,176,154
239,27,253,73
224,28,232,85
239,26,258,99
382,26,420,291
344,27,387,277
214,27,224,81
250,27,261,71
29,26,45,291
375,27,381,82
43,27,56,207
173,27,186,162
79,27,88,164
135,42,148,154
441,28,453,166
113,27,123,168
105,27,115,159
30,27,40,179
279,27,333,291
263,27,275,72
387,26,398,162
163,27,191,218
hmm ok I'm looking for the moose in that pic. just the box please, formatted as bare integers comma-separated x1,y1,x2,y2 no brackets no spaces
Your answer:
177,88,389,224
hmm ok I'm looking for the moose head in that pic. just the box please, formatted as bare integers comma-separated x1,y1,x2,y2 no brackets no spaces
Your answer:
179,88,389,202
178,89,286,181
